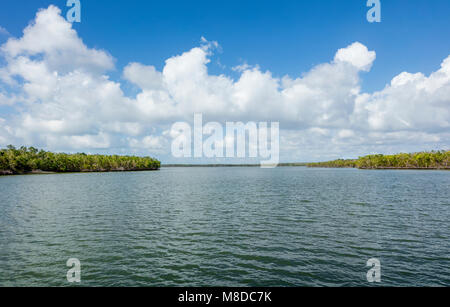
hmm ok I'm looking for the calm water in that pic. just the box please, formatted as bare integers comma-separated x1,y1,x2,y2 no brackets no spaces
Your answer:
0,167,449,287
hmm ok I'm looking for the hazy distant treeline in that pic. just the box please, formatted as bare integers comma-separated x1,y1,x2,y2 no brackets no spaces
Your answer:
307,151,450,169
0,146,160,175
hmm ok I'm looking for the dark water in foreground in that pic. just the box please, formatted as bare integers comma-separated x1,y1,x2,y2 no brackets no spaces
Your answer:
0,167,449,287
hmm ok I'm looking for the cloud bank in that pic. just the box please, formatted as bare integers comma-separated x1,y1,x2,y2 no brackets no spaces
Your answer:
0,6,448,162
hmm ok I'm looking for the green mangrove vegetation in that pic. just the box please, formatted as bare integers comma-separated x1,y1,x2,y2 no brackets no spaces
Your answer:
307,151,450,170
0,146,160,175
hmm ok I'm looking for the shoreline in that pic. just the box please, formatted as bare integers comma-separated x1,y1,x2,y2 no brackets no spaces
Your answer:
309,167,450,170
2,166,448,175
162,165,449,170
0,168,160,176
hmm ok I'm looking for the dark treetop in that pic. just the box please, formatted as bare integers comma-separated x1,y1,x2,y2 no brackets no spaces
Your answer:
307,151,450,170
0,146,160,175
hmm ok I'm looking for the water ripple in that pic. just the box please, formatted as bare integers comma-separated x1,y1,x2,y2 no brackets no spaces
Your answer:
0,168,449,286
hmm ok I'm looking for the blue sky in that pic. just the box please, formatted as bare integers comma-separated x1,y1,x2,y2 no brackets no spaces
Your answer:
2,0,450,92
0,0,449,163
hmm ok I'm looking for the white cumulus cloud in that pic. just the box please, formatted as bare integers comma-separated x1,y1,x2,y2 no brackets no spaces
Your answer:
0,6,448,162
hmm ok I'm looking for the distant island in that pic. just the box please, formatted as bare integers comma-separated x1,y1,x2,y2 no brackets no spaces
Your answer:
307,151,450,170
163,163,308,167
163,151,449,170
0,146,160,175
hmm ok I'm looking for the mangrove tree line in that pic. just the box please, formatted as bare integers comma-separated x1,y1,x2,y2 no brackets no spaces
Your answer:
0,146,160,175
307,151,450,169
